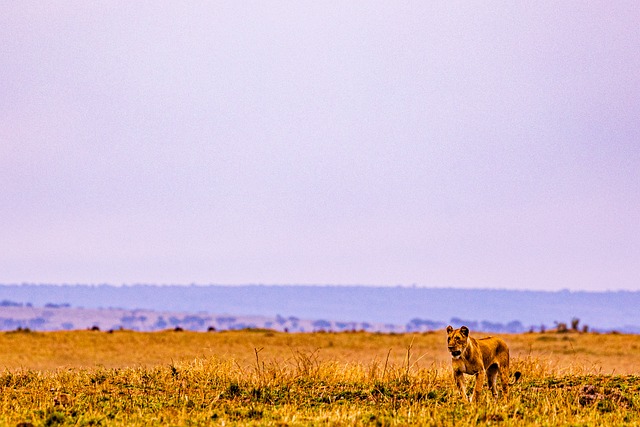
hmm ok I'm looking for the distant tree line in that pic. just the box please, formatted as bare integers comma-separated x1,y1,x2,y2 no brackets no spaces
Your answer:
407,318,527,333
0,300,619,334
0,300,74,309
0,300,32,307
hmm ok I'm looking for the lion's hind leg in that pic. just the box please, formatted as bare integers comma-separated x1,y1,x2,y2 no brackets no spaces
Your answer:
499,365,511,396
486,364,499,398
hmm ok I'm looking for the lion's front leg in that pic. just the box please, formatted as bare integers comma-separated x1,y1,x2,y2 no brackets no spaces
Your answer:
453,370,469,401
472,370,485,402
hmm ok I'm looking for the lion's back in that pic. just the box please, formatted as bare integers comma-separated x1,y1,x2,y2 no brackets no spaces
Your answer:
477,336,510,366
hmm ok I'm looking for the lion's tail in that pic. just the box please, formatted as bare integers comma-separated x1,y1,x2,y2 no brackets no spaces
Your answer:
510,371,522,385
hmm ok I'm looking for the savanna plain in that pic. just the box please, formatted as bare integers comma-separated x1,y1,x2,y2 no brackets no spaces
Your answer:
1,329,639,426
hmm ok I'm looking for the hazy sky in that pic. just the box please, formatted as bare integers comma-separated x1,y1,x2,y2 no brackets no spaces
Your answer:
1,2,639,291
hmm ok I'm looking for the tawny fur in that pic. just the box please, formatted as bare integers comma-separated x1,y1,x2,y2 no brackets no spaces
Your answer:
446,325,512,402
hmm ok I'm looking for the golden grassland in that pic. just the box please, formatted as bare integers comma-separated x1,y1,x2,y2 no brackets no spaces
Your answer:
0,329,639,426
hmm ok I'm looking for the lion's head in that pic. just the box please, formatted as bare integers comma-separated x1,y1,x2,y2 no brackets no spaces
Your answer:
446,325,469,359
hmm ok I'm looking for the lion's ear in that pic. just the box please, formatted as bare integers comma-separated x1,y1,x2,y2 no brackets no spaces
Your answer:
446,325,453,334
460,326,469,337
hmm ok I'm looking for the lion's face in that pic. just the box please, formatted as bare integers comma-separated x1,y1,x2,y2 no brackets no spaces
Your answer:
446,325,469,359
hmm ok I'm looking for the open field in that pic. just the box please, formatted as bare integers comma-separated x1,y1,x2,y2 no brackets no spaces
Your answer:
1,329,639,426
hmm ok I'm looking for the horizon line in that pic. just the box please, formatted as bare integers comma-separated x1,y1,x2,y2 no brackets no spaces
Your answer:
1,282,637,293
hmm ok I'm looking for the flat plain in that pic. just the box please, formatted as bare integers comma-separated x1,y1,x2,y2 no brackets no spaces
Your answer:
1,329,639,426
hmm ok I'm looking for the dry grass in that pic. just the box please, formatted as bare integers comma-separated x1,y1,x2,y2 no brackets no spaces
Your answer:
0,329,638,426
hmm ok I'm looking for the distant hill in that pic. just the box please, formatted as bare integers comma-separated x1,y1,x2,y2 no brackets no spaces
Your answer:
1,284,638,333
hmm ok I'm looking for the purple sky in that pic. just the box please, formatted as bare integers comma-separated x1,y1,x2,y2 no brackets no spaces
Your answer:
1,2,639,291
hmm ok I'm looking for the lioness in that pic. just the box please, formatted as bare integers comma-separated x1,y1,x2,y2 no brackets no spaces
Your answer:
446,325,517,401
